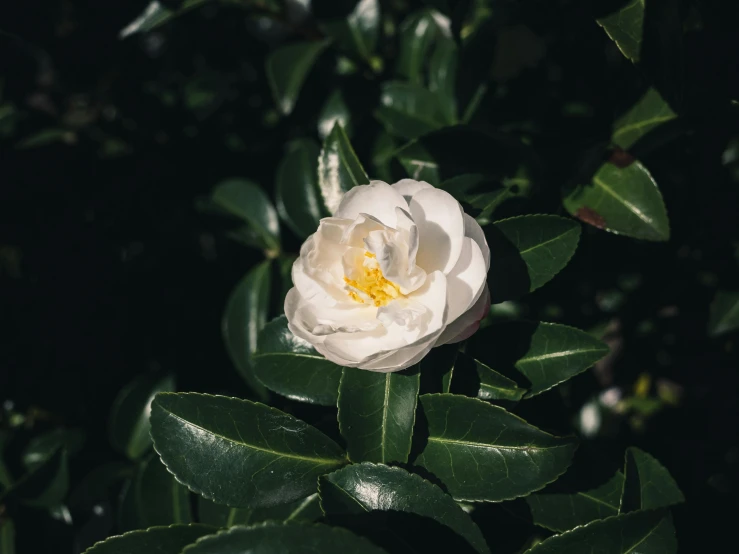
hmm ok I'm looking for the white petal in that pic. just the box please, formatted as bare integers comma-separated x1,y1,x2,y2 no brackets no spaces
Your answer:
335,181,408,227
391,179,434,202
340,213,388,248
464,214,490,270
410,188,465,274
360,335,437,372
435,285,490,346
364,229,426,295
444,237,487,323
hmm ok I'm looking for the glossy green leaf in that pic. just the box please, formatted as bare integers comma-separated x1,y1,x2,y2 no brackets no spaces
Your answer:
487,215,580,302
338,366,420,464
397,10,443,84
150,393,347,508
222,261,271,400
323,0,380,62
429,36,458,124
119,0,214,38
119,454,192,531
320,463,489,554
22,428,84,470
466,188,517,224
613,88,677,149
318,122,369,213
0,519,14,554
466,322,609,398
267,40,330,115
276,139,326,238
109,373,175,460
375,82,445,140
564,160,670,241
525,509,676,553
526,471,624,532
455,351,526,402
83,524,215,554
707,290,739,337
212,179,280,253
3,448,69,508
319,89,352,140
181,522,388,554
621,447,684,513
413,394,577,501
198,493,321,528
253,315,342,406
596,0,645,62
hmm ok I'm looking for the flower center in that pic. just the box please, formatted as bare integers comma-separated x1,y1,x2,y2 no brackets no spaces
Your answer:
343,252,402,307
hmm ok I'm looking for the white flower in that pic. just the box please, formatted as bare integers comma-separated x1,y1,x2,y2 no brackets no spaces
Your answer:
285,179,490,372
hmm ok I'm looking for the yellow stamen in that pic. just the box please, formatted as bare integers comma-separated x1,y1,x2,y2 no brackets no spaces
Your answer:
344,251,402,307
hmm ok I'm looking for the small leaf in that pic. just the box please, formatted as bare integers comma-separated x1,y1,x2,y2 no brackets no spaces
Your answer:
613,88,677,149
181,522,387,554
0,519,15,554
267,40,330,115
211,179,280,253
455,351,526,402
320,463,489,554
596,0,645,62
323,0,380,62
413,394,577,502
82,524,215,554
397,10,443,84
222,261,271,400
150,393,347,508
338,366,420,464
375,81,446,140
487,215,580,302
428,36,458,124
466,322,610,398
318,89,352,140
253,316,342,406
22,428,85,470
276,139,326,238
525,509,676,553
119,455,192,531
465,188,517,224
198,493,321,528
318,122,370,214
109,373,175,460
564,160,670,241
526,471,624,532
621,447,684,513
707,290,739,337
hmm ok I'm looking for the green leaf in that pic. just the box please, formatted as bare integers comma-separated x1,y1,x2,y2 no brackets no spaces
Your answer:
525,509,676,553
119,454,192,531
198,493,321,528
22,428,85,470
222,261,271,400
109,373,175,460
267,40,330,115
428,36,458,124
466,188,517,224
252,315,342,406
150,393,347,508
526,471,624,532
2,448,69,508
319,89,352,140
323,0,380,62
397,10,443,85
338,366,420,464
82,524,215,554
564,160,670,241
119,1,221,38
613,88,677,149
621,447,684,513
419,343,458,395
319,463,489,554
487,215,580,302
16,128,70,149
0,519,14,554
211,179,280,253
455,351,526,402
276,139,326,238
181,522,388,554
318,122,370,213
375,82,446,140
707,290,739,337
466,322,610,398
596,0,645,62
413,394,577,502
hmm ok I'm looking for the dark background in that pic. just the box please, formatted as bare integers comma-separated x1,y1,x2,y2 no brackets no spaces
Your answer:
1,0,738,552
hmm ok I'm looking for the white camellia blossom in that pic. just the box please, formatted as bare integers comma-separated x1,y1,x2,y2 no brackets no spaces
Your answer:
285,179,490,372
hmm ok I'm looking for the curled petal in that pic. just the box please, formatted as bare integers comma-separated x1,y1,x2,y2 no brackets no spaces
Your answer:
391,178,434,202
463,214,490,270
410,188,465,274
444,237,487,323
335,181,408,227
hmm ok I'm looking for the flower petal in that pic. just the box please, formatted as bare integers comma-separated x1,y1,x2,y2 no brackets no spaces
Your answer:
444,237,487,323
435,285,490,346
335,181,408,227
464,214,490,270
391,179,434,202
410,188,465,274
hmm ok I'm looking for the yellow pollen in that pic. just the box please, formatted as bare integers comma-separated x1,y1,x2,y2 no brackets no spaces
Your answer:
344,252,402,307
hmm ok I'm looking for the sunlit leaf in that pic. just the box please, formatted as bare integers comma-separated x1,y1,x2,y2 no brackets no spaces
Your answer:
613,88,677,149
597,0,645,62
